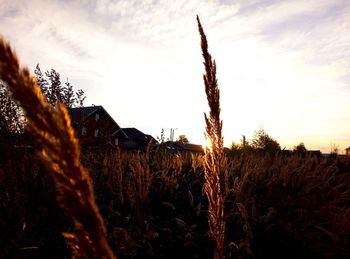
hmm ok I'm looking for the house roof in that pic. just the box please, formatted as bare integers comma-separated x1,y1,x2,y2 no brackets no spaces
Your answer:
182,143,204,152
307,150,322,156
69,105,102,123
119,127,156,143
164,141,204,153
69,105,126,136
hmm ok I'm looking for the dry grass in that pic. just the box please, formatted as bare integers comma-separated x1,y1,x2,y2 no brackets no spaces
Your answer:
197,16,226,259
1,139,350,258
0,36,115,259
1,17,350,259
219,154,350,257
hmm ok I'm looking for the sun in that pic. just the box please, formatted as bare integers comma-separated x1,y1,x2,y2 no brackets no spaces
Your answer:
202,137,213,151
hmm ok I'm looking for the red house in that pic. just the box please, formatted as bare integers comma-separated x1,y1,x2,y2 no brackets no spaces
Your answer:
69,105,156,151
69,105,127,149
346,147,350,157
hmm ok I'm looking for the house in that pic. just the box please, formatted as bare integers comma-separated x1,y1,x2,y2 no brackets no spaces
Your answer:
69,105,127,149
69,105,156,151
115,127,157,152
163,141,204,154
307,150,322,157
346,147,350,157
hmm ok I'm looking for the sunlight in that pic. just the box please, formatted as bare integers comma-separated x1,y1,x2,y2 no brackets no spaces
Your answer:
202,137,213,151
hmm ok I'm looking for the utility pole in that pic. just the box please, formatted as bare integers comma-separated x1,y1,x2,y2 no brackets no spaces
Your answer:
169,128,173,141
169,128,178,141
242,135,246,147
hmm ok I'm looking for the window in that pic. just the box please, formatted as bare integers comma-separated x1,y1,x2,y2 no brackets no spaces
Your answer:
95,113,100,122
81,127,87,136
94,129,99,137
115,138,119,146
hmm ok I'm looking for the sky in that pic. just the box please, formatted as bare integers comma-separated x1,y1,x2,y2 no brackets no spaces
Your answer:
1,0,350,153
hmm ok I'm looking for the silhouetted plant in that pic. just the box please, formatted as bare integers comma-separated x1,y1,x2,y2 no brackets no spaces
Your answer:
0,36,115,259
197,16,225,259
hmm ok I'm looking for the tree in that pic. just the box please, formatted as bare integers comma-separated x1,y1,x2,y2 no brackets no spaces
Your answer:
329,144,339,158
229,136,253,157
0,81,25,133
252,129,281,154
293,142,307,156
229,141,242,157
0,65,86,134
330,144,339,155
176,134,189,144
34,64,86,108
157,128,166,144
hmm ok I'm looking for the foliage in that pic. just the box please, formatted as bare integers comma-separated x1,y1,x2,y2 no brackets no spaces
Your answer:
229,132,282,157
34,64,86,108
330,144,339,155
251,128,281,154
156,128,166,144
229,136,255,157
0,64,86,136
176,134,189,144
230,142,241,154
0,81,25,133
293,142,307,156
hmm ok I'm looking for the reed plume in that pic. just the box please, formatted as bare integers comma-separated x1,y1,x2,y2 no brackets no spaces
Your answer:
0,36,116,259
197,16,225,259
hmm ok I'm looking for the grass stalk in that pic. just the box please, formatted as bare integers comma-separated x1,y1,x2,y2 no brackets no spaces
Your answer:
0,36,116,259
197,16,226,259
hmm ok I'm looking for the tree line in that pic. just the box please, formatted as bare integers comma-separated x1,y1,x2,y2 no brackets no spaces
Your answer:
0,64,86,134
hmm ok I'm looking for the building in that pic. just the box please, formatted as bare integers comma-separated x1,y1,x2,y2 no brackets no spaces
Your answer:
69,105,127,149
69,105,156,151
115,127,157,152
346,147,350,157
163,141,204,154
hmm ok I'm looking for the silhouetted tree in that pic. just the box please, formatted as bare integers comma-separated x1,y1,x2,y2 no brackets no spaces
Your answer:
330,144,339,155
252,129,281,154
0,65,86,135
329,144,339,158
177,134,189,144
157,128,166,144
229,135,252,157
293,143,307,156
229,142,242,157
34,64,86,108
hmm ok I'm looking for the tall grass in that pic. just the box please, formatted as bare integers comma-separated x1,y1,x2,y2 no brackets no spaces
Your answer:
1,18,350,259
197,16,226,259
0,36,115,259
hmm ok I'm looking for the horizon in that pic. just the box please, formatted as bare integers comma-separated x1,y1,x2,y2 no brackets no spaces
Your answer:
1,0,349,153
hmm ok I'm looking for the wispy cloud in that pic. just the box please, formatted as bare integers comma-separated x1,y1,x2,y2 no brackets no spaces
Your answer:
1,0,350,152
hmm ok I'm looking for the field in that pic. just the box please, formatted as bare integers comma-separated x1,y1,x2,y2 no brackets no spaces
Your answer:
1,18,350,259
1,145,350,258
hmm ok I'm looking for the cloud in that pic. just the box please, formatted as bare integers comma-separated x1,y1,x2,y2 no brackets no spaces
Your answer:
1,0,350,151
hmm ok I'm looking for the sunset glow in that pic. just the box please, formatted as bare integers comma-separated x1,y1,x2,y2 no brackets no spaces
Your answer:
202,137,213,151
2,2,350,257
1,0,349,153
